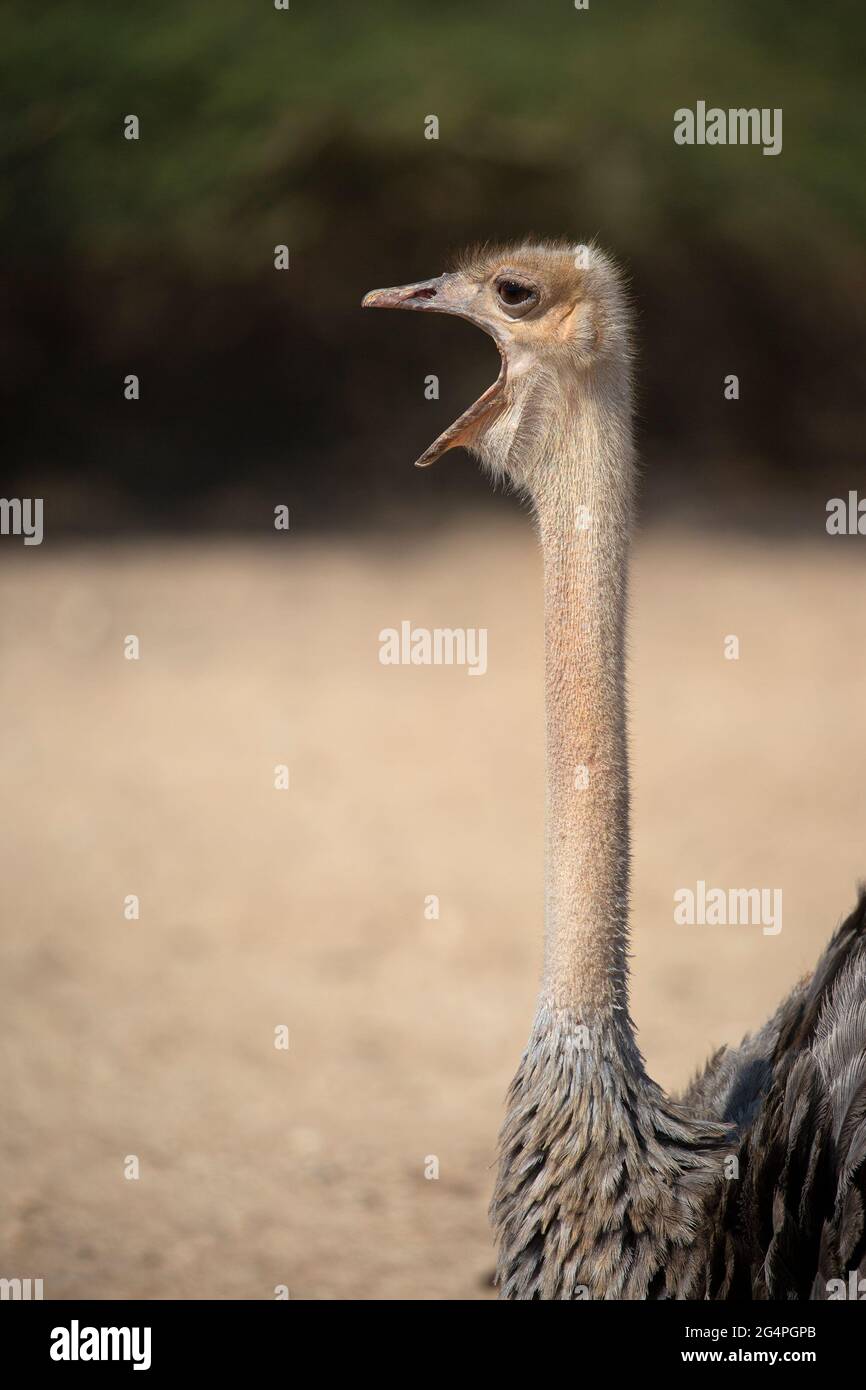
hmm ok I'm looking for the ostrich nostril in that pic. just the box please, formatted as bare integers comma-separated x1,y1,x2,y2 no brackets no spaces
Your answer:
405,286,437,301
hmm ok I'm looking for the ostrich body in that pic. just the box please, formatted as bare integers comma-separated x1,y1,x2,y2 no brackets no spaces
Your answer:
363,242,866,1300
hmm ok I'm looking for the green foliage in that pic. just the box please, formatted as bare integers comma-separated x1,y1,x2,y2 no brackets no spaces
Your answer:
3,0,864,280
4,0,864,521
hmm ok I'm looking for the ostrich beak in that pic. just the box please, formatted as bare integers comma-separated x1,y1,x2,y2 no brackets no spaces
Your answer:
362,273,507,467
362,277,450,313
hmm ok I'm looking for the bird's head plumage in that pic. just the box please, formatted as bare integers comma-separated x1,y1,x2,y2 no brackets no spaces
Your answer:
362,239,632,481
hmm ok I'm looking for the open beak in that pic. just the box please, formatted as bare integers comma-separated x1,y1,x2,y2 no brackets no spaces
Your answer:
362,273,507,467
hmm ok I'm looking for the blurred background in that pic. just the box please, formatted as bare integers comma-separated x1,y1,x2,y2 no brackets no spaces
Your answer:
4,0,865,529
1,0,865,1299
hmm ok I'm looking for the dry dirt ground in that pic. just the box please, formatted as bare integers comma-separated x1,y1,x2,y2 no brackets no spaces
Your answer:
1,517,864,1299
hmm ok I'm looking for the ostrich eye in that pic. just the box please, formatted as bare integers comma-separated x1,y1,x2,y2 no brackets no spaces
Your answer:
497,280,535,306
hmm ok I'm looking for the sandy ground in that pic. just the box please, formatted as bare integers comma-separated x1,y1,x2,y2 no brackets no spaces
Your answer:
1,517,864,1300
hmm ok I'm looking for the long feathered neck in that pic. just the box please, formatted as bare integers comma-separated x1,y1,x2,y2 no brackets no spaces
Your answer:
490,358,733,1301
527,356,635,1027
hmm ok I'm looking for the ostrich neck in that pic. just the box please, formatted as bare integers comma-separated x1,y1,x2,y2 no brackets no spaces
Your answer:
490,358,730,1303
530,366,634,1023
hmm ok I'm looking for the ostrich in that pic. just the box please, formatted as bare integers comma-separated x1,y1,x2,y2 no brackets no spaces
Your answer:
362,242,866,1300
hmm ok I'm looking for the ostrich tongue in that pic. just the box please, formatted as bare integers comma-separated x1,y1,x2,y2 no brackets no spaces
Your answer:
362,274,508,467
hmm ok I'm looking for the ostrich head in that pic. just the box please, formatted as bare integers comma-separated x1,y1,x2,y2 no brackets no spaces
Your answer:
362,240,632,490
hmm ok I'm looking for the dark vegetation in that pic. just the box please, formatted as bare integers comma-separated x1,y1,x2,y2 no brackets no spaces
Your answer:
2,0,864,532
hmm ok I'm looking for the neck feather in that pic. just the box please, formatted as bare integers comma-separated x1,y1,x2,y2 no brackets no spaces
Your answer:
526,362,634,1021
